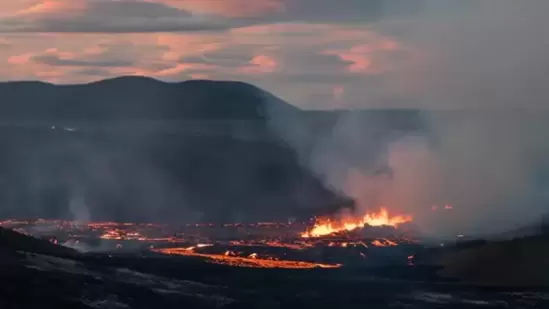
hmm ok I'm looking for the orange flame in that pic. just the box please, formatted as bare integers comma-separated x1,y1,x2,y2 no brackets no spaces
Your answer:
301,208,412,238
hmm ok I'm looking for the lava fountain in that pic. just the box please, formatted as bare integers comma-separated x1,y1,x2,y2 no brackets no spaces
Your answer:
301,207,412,238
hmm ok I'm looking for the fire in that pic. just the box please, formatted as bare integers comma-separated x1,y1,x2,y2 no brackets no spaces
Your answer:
301,208,412,238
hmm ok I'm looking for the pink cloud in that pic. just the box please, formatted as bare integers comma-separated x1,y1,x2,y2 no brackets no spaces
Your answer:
0,38,10,47
1,32,232,83
333,86,345,100
190,73,210,80
15,0,87,16
151,62,217,78
0,2,39,16
152,0,285,17
232,23,334,35
156,33,223,61
240,55,278,74
324,38,402,74
8,53,33,64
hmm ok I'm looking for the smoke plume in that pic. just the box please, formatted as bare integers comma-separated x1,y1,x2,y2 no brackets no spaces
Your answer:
267,0,549,238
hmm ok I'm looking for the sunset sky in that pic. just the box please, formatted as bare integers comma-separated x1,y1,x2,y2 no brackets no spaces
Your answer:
0,1,547,109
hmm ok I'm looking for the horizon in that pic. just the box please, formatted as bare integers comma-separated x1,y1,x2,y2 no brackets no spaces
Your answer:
2,75,549,112
1,1,548,109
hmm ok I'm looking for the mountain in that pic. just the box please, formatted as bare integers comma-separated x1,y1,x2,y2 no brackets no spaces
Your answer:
0,77,301,121
0,77,347,223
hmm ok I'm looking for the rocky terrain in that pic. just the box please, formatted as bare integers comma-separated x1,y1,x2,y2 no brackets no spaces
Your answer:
429,234,549,287
2,227,549,309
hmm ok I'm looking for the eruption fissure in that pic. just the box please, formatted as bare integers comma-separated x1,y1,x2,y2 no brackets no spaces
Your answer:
301,207,412,238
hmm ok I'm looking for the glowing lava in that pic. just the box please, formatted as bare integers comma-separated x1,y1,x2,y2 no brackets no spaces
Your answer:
152,247,342,269
301,208,412,238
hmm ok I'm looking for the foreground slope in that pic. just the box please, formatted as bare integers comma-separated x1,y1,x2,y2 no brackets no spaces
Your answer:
1,227,547,309
0,226,76,257
434,234,549,287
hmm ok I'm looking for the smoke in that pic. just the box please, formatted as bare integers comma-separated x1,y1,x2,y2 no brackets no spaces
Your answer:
375,0,549,236
267,0,549,238
269,110,549,238
68,194,91,223
385,113,549,238
377,0,549,109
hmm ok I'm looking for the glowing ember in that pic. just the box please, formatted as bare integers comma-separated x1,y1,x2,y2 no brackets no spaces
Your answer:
371,239,398,247
301,208,412,238
1,218,417,268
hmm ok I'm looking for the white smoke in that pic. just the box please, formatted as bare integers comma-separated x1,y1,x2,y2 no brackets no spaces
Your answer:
68,191,91,223
266,0,549,238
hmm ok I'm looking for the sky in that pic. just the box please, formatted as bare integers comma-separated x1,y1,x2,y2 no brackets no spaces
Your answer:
0,0,548,109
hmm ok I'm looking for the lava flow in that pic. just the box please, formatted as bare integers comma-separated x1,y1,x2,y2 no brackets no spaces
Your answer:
301,208,412,238
152,246,342,269
1,217,418,269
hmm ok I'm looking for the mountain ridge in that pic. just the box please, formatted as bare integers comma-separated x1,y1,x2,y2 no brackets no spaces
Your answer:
0,76,300,121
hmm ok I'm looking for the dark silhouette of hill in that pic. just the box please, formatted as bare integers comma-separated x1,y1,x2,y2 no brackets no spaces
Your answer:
0,77,348,223
0,76,299,121
0,227,76,257
4,77,549,225
432,234,549,287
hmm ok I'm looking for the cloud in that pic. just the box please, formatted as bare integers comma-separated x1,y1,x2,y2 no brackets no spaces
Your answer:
180,46,254,68
362,0,549,109
0,0,241,33
73,67,115,77
240,55,278,74
160,0,422,22
155,0,286,17
31,50,133,67
0,38,10,47
20,40,170,68
277,0,422,23
0,19,409,108
0,0,428,34
324,39,400,74
4,38,182,82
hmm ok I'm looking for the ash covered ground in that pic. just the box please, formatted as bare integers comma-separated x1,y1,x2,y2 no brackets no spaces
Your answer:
1,220,549,309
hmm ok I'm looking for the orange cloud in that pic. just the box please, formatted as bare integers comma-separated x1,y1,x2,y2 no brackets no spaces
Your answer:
231,23,334,35
241,55,278,74
325,38,401,74
16,0,87,16
151,62,217,78
0,38,10,47
0,1,41,17
156,33,223,61
190,73,209,80
338,53,372,73
8,53,33,64
151,0,285,17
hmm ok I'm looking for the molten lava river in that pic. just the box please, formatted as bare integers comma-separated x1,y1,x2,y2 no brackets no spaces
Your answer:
1,208,417,269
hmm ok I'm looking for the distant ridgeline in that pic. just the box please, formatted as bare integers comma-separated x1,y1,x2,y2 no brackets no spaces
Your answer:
0,77,424,223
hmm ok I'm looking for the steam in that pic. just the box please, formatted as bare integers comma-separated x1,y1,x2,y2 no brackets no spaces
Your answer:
378,0,549,109
267,0,549,238
386,113,549,238
68,187,91,223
